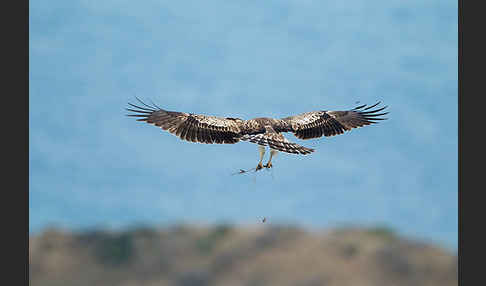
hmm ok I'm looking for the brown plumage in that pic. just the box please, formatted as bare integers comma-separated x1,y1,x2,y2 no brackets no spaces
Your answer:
240,128,314,155
126,98,388,170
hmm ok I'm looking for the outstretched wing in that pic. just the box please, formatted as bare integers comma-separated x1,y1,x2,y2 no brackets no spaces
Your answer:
281,102,388,140
126,98,244,144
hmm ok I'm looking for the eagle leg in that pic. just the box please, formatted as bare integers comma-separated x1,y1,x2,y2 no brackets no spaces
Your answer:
256,145,266,171
264,149,278,169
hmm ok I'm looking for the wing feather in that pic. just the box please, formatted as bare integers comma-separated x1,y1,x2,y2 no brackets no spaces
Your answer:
282,102,388,140
127,98,244,144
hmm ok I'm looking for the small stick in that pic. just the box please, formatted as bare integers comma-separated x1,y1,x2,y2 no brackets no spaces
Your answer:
231,168,255,175
231,165,275,176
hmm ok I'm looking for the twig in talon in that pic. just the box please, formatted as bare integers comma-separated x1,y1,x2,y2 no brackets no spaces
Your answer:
231,168,254,175
231,169,246,175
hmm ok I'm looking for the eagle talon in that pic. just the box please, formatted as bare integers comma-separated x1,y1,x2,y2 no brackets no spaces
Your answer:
264,163,273,168
256,163,263,171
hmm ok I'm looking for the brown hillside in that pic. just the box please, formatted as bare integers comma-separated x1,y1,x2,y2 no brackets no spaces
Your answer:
29,225,457,286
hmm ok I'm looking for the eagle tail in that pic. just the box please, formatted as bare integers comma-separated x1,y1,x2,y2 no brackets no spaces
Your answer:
241,134,314,155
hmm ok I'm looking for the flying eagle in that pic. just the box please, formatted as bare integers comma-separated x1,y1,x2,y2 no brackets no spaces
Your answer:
127,98,388,171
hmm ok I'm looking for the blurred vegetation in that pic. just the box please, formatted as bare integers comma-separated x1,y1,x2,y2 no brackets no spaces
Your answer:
366,225,397,240
94,232,134,265
75,230,135,266
196,224,232,254
30,224,457,286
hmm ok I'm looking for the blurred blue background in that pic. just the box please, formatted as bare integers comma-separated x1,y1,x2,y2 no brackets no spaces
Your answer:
29,0,457,250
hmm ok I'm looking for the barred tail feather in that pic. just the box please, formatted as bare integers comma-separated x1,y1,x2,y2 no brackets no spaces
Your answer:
241,134,314,155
